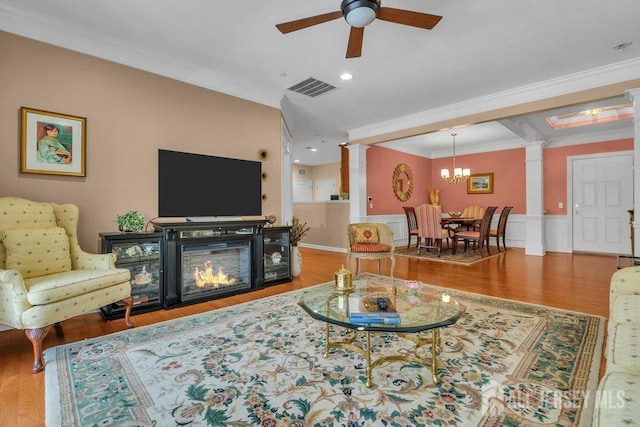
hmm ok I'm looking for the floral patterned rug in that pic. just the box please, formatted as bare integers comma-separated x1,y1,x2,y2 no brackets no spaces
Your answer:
45,275,604,427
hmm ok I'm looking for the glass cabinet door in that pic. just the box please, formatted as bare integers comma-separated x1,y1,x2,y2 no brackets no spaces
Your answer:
263,226,291,284
100,232,162,318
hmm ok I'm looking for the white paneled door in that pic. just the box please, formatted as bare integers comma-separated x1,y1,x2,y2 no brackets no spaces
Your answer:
572,152,633,255
315,178,336,201
293,179,312,202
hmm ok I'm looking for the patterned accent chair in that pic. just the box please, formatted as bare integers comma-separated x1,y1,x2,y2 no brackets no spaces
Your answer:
0,197,134,373
346,223,395,277
415,204,451,257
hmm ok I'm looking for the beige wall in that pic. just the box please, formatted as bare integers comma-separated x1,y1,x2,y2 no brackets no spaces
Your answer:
293,201,350,249
292,163,341,201
312,163,342,199
0,32,282,252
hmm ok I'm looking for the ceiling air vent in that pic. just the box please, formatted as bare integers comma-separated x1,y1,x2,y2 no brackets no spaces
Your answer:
287,77,337,97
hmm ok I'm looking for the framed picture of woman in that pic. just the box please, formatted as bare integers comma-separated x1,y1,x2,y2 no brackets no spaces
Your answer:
20,107,86,177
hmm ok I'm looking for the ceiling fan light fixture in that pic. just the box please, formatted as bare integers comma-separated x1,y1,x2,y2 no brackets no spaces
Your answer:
341,0,379,28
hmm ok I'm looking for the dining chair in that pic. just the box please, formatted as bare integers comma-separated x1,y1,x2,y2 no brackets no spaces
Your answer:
415,204,451,257
462,205,486,230
490,206,513,252
452,206,498,257
403,206,420,249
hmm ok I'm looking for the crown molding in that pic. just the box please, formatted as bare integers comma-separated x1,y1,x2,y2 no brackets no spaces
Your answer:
0,3,282,109
380,126,633,159
348,57,640,142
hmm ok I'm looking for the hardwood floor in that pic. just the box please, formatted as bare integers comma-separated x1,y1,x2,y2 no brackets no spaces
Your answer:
0,247,615,426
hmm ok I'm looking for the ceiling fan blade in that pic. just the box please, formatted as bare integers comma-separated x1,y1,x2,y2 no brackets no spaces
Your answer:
376,7,442,29
346,27,364,58
276,11,343,34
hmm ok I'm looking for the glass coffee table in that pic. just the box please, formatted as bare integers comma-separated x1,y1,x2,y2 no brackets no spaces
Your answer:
298,276,465,387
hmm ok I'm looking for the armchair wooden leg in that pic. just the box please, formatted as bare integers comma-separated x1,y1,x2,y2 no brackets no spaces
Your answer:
390,255,395,278
25,325,52,373
121,297,135,328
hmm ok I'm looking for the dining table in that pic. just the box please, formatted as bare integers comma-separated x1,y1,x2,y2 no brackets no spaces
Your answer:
440,216,480,228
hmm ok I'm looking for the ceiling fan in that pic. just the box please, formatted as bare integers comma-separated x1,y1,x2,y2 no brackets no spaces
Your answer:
276,0,442,58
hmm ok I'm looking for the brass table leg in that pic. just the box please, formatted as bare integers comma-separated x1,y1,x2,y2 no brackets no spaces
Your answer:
323,323,444,388
323,322,330,359
432,328,441,385
365,331,373,388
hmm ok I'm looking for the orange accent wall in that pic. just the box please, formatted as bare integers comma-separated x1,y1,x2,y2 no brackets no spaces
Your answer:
431,148,526,214
368,139,633,217
366,146,431,214
366,145,527,215
543,138,633,215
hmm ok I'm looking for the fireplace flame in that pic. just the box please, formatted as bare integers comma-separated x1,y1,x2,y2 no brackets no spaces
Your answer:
193,261,236,288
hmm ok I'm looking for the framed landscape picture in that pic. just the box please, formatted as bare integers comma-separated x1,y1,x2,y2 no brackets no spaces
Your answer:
467,172,494,194
20,107,86,177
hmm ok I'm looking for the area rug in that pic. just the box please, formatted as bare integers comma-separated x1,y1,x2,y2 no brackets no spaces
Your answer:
395,243,507,265
45,274,604,427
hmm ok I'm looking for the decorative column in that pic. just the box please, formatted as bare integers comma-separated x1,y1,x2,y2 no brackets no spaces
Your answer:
348,144,370,223
626,88,640,257
280,117,294,224
525,141,546,255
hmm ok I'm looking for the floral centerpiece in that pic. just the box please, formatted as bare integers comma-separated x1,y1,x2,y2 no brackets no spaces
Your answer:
405,280,424,302
290,216,310,247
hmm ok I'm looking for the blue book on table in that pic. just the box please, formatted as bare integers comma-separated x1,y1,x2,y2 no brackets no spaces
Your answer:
349,316,401,325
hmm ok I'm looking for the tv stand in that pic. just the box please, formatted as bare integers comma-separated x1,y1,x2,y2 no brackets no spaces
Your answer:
100,220,291,318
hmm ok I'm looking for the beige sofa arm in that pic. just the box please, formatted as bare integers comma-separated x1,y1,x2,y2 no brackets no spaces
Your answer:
72,250,117,270
609,266,640,311
0,269,30,328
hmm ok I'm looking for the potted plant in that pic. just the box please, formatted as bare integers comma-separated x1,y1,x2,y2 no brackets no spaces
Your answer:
291,216,310,246
115,210,145,232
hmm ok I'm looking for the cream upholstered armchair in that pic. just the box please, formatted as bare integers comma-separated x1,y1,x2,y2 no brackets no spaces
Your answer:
0,197,133,373
346,223,395,277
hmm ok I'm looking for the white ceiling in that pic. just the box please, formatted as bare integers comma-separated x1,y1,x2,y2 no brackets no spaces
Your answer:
1,0,639,165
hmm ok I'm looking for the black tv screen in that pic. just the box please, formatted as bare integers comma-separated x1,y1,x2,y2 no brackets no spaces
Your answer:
158,149,262,218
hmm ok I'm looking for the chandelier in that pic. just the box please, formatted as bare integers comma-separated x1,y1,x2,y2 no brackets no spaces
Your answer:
440,133,470,184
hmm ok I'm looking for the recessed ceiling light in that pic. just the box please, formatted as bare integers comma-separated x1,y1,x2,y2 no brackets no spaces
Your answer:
294,159,300,163
340,73,353,81
305,146,318,152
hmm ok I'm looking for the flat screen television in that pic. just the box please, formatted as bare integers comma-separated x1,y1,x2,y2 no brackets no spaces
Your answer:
158,149,262,219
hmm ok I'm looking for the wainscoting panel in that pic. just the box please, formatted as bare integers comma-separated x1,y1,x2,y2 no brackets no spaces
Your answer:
544,215,572,253
301,214,571,254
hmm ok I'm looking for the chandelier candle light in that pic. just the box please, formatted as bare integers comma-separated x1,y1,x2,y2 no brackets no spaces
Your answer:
441,133,470,184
